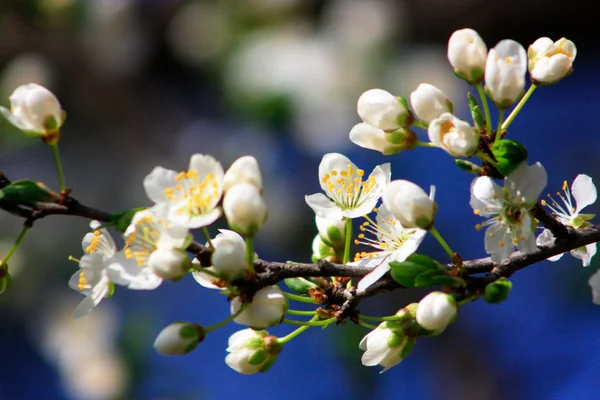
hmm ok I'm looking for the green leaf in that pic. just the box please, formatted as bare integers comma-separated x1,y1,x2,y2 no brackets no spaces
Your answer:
284,277,317,295
431,275,466,288
389,254,448,288
414,270,442,287
109,207,147,232
491,139,528,176
468,92,485,131
0,180,55,205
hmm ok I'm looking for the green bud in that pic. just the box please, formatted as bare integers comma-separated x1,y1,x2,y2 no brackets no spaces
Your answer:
467,92,486,131
484,277,513,304
491,139,528,176
0,180,55,205
385,129,417,151
284,277,317,295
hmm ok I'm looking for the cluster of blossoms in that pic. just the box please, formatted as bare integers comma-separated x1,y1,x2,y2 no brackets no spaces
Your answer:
1,27,598,377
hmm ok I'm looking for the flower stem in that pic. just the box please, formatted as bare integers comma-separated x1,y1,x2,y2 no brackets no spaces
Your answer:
501,84,537,132
475,84,492,137
343,218,352,264
287,309,317,316
245,235,254,274
1,226,29,265
415,140,438,148
494,109,505,146
50,142,66,192
283,292,317,304
278,316,325,344
359,314,401,322
282,317,336,328
476,151,497,167
413,120,429,130
357,320,378,330
202,227,214,249
458,295,479,306
429,226,455,260
205,303,248,333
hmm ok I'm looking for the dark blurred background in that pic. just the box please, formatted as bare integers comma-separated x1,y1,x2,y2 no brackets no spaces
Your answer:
1,0,600,399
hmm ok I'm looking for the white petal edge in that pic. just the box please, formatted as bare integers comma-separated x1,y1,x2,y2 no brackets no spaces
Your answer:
572,174,597,213
305,193,344,220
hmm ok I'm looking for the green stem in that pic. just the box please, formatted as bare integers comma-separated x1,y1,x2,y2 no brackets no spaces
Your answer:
359,314,401,322
287,309,317,316
50,143,66,192
202,227,214,249
429,226,454,260
278,316,320,344
476,151,497,167
205,303,248,332
494,109,505,145
282,317,336,327
458,295,479,306
245,236,254,274
415,140,438,148
413,120,429,130
343,218,352,264
501,84,537,131
357,320,378,330
1,226,29,265
475,84,492,137
283,292,317,304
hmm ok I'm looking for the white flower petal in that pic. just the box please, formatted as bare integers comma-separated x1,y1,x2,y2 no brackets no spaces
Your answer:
506,162,547,206
318,153,355,193
143,167,179,204
485,225,514,263
72,279,110,318
305,193,343,220
470,177,503,213
186,209,222,229
357,262,390,293
571,243,597,267
572,174,597,213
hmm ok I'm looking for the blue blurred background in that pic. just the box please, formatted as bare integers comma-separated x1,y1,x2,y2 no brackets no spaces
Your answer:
1,0,599,399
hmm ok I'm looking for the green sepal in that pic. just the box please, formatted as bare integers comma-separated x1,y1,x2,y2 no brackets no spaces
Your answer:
108,207,147,233
181,234,194,250
326,225,343,244
0,180,55,205
248,349,268,365
400,337,416,358
44,115,60,131
491,139,528,176
105,282,116,298
382,146,404,156
284,277,317,295
467,92,486,131
258,355,278,373
179,324,199,339
386,330,404,348
483,277,513,304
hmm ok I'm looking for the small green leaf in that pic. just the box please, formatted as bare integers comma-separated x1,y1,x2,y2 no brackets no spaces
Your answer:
109,207,147,232
414,270,441,287
389,254,447,288
491,139,528,176
431,275,466,288
467,92,485,131
484,277,513,304
284,277,317,295
0,180,55,205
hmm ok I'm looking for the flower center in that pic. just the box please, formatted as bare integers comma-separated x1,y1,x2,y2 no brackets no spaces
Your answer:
353,210,415,261
124,215,161,267
321,164,375,209
163,170,221,218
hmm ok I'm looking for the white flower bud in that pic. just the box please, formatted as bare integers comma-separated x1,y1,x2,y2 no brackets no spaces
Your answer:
223,183,268,236
315,215,345,247
428,113,480,157
211,229,246,281
410,83,453,124
0,83,65,137
359,321,415,372
153,322,205,355
357,89,412,131
447,29,487,84
382,180,437,229
484,40,527,108
223,155,263,192
528,37,576,85
311,234,335,263
349,123,416,155
416,291,457,332
225,329,281,375
148,248,190,281
231,286,288,329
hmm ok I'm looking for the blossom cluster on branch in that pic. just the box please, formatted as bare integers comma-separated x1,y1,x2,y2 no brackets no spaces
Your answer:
1,28,599,375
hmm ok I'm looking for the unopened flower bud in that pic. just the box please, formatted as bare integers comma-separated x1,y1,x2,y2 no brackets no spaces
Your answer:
153,322,205,355
311,234,336,262
359,321,415,372
447,29,487,84
410,83,453,124
211,229,246,281
382,180,437,229
428,113,479,157
485,40,527,108
315,215,345,247
0,83,65,140
528,37,576,85
223,156,263,192
225,329,281,375
231,286,288,329
357,89,413,131
483,277,513,304
415,291,457,332
223,183,268,236
148,248,190,281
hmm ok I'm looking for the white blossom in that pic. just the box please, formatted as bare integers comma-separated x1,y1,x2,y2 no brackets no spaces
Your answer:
0,83,65,136
153,322,204,356
428,113,479,157
528,37,576,84
447,29,487,84
223,183,268,236
147,248,190,281
409,83,453,124
470,162,547,263
143,154,224,229
191,259,226,290
350,123,415,155
485,40,528,107
415,292,457,332
223,155,263,192
356,89,412,131
231,286,288,329
210,229,247,280
359,321,414,373
382,180,437,229
351,201,429,293
305,153,390,220
225,329,279,375
536,174,597,266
